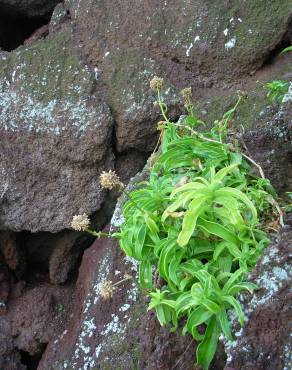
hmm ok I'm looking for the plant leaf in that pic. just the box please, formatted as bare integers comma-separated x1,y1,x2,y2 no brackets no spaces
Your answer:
196,316,220,370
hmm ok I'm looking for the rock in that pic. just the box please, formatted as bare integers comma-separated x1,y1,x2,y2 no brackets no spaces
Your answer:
0,0,60,19
65,0,291,153
1,0,291,232
0,317,25,370
243,99,292,194
69,0,292,78
49,231,93,284
0,231,26,278
0,25,114,232
224,227,292,370
38,236,197,370
0,255,11,313
8,284,73,355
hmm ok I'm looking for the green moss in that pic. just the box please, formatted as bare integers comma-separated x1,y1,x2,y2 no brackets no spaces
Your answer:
194,60,291,130
0,27,94,104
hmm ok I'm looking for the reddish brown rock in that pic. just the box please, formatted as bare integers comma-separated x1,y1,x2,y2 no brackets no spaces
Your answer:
0,231,26,278
49,231,92,285
243,100,292,195
224,227,292,370
9,285,73,355
39,236,198,370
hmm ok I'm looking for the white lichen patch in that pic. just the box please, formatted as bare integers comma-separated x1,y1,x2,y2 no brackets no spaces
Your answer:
224,230,291,366
225,37,236,50
186,43,193,56
282,82,292,103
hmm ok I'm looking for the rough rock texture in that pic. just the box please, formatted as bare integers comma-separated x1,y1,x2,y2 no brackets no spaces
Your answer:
0,231,26,278
0,0,291,232
0,284,73,367
39,236,197,370
243,98,292,195
0,25,114,232
69,0,292,81
49,231,93,284
0,0,291,368
224,227,292,370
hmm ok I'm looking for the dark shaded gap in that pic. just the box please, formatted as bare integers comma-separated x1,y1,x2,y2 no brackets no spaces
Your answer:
0,6,53,51
20,345,47,370
262,17,292,66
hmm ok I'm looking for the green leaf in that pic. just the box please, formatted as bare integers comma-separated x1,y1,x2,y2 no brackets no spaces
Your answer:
187,305,213,333
216,187,258,221
197,218,240,245
222,295,245,326
281,45,292,54
158,238,178,281
228,282,257,295
196,316,220,370
222,268,244,295
201,298,220,314
217,309,233,340
177,198,206,246
213,164,238,183
132,223,147,260
139,260,153,289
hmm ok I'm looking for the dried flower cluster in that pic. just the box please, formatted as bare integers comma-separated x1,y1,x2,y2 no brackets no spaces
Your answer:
71,213,90,231
150,76,164,91
180,87,192,100
99,170,124,190
100,281,116,300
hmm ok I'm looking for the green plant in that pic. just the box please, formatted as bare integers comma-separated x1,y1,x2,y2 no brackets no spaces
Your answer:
284,192,292,213
56,303,65,313
264,80,289,103
280,45,292,54
117,80,280,369
71,80,281,369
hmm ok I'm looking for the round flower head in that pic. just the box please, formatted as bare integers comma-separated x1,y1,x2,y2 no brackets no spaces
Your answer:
100,281,116,300
71,214,90,231
237,90,248,100
150,77,164,91
180,87,192,100
99,170,123,190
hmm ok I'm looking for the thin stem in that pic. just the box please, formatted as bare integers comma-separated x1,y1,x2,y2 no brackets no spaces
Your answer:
241,153,265,179
86,229,111,238
171,340,193,370
113,276,132,287
157,89,169,122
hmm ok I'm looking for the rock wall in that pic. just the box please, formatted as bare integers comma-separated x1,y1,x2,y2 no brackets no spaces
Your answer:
0,0,291,369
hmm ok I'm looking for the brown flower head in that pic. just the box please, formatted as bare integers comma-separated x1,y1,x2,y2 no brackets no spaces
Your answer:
180,87,192,100
71,214,90,231
99,170,123,190
237,90,248,100
150,77,164,91
100,281,116,300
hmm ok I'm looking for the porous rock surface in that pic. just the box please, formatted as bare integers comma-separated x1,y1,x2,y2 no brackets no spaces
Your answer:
0,25,114,232
224,226,292,370
38,236,198,370
0,0,291,369
0,0,291,232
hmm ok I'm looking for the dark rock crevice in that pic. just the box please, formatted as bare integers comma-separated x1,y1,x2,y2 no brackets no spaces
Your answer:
0,1,61,51
20,346,47,370
260,16,292,68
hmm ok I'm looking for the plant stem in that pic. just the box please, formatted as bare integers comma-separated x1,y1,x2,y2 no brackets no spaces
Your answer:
157,89,169,122
86,229,111,238
113,276,132,287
